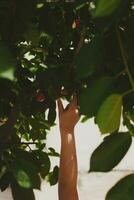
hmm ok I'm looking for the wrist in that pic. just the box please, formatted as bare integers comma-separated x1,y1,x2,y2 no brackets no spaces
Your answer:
60,130,75,144
60,128,74,135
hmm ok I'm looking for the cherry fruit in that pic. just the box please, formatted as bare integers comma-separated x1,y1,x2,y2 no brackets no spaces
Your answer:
36,92,45,102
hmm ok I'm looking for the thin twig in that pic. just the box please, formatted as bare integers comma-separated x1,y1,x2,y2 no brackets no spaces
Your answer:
0,142,39,146
116,27,134,90
123,89,134,97
20,142,39,145
115,69,126,79
74,28,85,57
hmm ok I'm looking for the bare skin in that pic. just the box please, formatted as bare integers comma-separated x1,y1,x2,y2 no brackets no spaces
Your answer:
57,96,80,200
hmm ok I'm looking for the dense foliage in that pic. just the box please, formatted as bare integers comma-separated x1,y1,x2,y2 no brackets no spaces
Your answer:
0,0,134,199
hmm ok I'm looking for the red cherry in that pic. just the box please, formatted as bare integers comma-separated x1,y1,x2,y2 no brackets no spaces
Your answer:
72,18,81,29
36,92,45,102
75,18,81,28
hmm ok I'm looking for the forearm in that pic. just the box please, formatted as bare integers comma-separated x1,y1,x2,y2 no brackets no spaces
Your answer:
57,97,79,200
58,130,78,200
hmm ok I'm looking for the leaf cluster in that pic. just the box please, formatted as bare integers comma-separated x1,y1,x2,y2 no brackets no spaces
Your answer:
0,0,134,199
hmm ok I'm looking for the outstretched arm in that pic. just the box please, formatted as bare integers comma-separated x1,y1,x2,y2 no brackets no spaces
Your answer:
57,96,80,200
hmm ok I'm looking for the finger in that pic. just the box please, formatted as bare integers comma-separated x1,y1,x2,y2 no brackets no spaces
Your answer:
64,103,70,111
69,95,78,109
57,99,64,115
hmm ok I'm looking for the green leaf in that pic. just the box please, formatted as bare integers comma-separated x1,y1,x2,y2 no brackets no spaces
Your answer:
48,147,60,157
75,36,104,80
75,1,88,11
12,167,31,188
90,132,132,172
11,179,35,200
96,94,122,133
10,158,41,189
48,108,56,125
106,174,134,200
33,151,51,179
123,113,134,136
0,172,10,191
92,0,122,18
79,77,114,117
48,166,59,186
0,42,15,80
81,116,89,123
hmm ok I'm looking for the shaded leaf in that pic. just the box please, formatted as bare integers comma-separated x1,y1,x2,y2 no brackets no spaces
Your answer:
49,166,59,186
123,113,134,136
48,108,56,125
96,94,122,133
106,174,134,200
0,42,15,80
33,151,51,179
48,147,60,157
75,36,104,80
90,132,132,172
79,77,114,117
0,172,10,191
11,179,35,200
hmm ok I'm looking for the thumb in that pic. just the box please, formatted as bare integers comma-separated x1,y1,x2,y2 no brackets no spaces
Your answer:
57,99,64,115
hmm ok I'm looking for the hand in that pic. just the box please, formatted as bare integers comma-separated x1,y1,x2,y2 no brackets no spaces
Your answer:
57,96,80,133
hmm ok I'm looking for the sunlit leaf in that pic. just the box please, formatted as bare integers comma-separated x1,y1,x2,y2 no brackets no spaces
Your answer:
10,158,41,189
92,0,122,18
96,94,122,133
80,116,89,123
